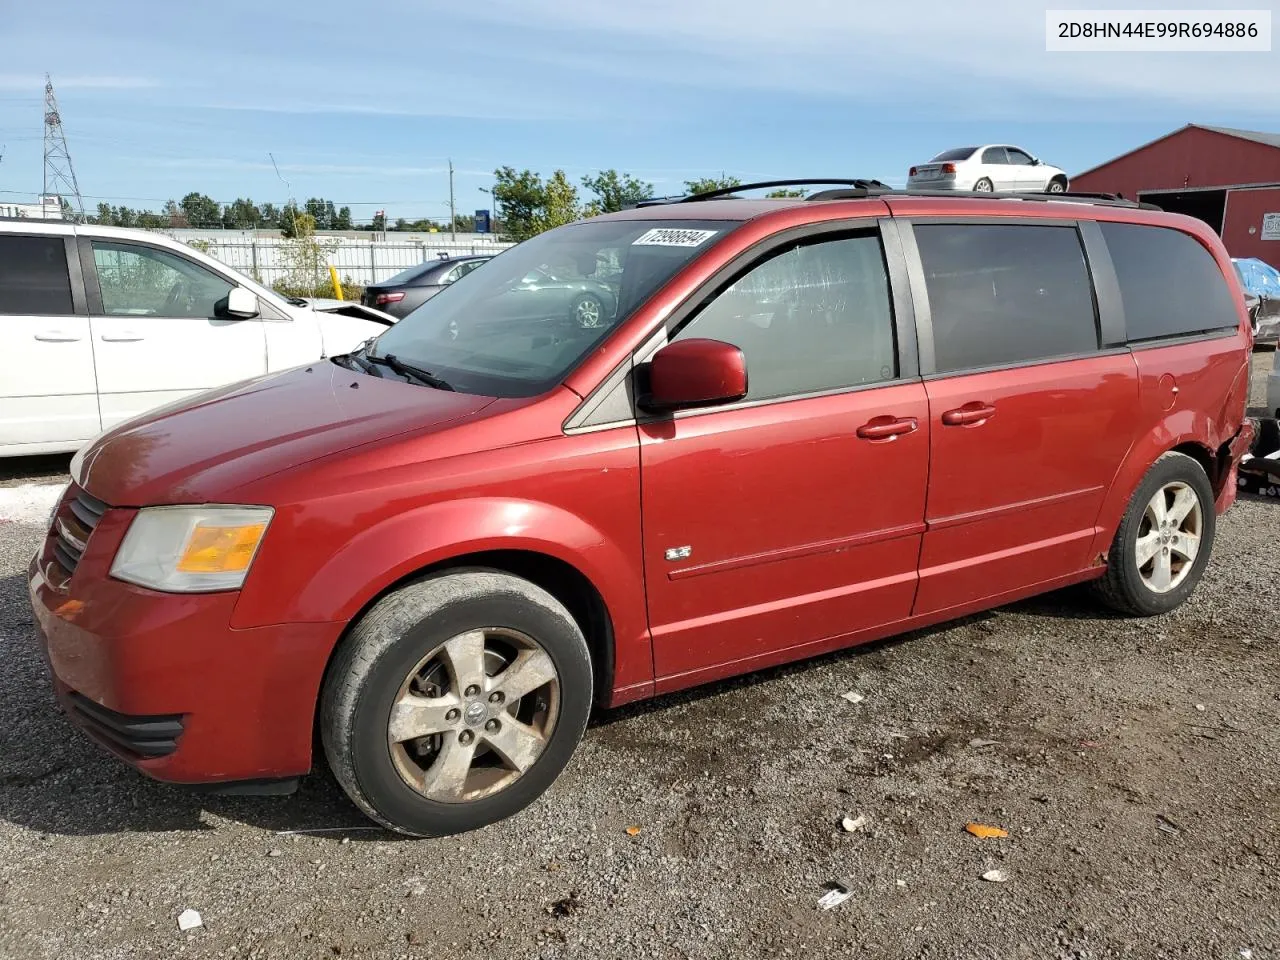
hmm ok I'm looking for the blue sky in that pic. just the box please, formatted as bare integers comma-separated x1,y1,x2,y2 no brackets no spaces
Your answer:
1,0,1277,223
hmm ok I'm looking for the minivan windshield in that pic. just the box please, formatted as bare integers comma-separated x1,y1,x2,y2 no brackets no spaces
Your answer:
365,218,739,397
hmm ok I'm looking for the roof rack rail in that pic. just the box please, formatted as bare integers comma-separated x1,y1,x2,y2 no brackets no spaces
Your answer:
632,179,893,207
631,182,1162,211
880,188,1158,210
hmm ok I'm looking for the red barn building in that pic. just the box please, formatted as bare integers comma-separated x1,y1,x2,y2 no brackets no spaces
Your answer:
1072,124,1280,267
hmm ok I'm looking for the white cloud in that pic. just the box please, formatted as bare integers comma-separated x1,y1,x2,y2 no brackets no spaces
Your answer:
462,0,1280,115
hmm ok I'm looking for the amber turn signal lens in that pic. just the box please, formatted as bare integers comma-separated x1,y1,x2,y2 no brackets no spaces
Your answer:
176,522,267,573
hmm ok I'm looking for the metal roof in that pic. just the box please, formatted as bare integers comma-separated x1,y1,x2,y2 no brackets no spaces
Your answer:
1195,125,1280,149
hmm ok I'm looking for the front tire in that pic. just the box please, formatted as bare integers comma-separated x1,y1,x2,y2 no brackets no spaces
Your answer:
321,571,592,836
1092,452,1216,616
571,293,605,329
1046,177,1068,194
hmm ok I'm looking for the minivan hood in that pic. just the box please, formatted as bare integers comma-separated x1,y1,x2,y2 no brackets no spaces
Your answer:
76,363,495,506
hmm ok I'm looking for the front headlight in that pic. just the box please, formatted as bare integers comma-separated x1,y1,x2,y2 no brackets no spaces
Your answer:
110,505,274,593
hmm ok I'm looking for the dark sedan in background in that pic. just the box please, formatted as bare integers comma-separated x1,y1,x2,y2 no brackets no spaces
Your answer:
362,254,492,318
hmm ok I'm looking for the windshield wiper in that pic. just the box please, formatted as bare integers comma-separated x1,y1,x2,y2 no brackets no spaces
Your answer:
363,350,455,391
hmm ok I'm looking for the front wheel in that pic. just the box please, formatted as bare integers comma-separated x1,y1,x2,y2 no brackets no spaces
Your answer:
571,293,606,329
320,571,593,836
1046,177,1068,194
1092,452,1216,616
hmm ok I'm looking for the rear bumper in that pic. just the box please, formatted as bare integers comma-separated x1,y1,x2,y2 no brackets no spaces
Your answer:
29,547,344,785
1217,418,1259,514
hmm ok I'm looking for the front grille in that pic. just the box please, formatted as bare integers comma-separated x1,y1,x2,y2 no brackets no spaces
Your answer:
66,692,184,758
52,488,108,576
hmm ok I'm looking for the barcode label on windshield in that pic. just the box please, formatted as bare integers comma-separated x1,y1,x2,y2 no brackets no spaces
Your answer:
632,228,718,247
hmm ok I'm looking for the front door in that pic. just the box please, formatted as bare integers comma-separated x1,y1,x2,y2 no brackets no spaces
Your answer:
86,240,268,429
1006,147,1045,191
0,233,100,450
639,228,929,689
904,220,1140,615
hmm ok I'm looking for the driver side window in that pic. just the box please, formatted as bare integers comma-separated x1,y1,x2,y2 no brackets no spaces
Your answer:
672,233,898,402
92,242,234,318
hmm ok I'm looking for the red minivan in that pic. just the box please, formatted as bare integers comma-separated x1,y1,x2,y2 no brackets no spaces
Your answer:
30,184,1256,836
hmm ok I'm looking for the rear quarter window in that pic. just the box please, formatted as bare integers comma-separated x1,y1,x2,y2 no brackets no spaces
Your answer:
0,235,73,315
1100,222,1239,342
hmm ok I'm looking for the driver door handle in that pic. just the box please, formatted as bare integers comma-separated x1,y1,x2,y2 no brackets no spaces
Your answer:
856,415,918,441
101,331,144,342
33,331,82,342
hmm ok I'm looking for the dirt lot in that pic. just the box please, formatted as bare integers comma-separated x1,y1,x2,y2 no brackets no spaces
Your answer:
1,357,1277,960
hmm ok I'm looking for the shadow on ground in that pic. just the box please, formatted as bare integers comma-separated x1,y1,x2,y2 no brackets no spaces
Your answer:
0,563,1115,839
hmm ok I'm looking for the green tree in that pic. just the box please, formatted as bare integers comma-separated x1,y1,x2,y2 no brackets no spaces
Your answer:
95,202,114,225
222,198,261,230
581,169,654,215
279,204,316,239
334,205,353,230
137,211,167,229
492,166,548,242
370,211,387,231
162,199,186,227
538,170,580,232
259,202,281,228
115,206,138,227
304,197,338,231
179,192,221,228
683,175,741,197
765,188,807,198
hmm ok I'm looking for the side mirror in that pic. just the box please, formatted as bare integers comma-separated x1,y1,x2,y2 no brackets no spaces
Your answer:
215,287,260,320
640,338,748,412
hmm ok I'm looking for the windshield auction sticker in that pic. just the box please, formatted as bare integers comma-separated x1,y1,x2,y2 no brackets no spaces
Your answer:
632,228,719,247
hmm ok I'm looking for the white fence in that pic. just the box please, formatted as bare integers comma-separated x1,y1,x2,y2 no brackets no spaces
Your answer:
195,237,514,288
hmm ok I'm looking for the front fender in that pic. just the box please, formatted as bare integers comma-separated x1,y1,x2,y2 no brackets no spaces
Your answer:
231,495,653,696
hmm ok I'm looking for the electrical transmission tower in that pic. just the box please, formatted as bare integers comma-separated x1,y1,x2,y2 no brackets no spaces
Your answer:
42,75,85,220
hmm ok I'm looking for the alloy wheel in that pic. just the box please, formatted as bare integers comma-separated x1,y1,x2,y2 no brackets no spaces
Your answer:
1135,481,1203,594
387,628,561,803
575,297,602,328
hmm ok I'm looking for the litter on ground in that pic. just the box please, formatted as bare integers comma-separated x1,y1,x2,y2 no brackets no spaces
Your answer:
965,822,1009,839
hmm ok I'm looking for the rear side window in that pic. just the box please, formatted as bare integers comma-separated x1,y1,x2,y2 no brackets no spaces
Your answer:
674,233,896,402
0,235,73,315
1100,223,1239,342
914,223,1098,374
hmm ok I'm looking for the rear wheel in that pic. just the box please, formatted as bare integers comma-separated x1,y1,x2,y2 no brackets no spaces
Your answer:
973,178,994,193
321,571,592,836
1092,452,1216,616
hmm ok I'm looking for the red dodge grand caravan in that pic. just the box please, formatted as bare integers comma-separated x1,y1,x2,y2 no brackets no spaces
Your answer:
30,183,1256,836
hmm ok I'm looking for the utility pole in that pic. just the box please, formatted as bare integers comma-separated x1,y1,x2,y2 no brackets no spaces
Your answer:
42,75,85,221
448,158,456,241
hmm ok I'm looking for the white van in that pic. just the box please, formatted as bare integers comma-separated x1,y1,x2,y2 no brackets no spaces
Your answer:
0,219,395,456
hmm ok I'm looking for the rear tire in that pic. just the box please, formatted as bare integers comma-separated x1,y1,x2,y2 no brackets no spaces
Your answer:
1092,452,1216,617
973,178,994,193
321,570,592,837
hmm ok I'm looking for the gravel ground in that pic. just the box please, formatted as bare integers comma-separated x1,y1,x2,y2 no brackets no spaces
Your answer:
1,357,1277,960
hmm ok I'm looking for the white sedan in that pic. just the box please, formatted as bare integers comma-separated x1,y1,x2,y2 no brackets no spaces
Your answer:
907,145,1070,194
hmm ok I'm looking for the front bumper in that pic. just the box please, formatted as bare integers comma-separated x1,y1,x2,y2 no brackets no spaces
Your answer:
28,489,344,785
